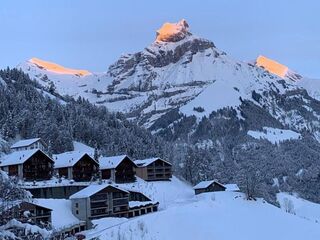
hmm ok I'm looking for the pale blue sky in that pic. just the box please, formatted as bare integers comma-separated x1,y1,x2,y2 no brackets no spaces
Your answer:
0,0,319,77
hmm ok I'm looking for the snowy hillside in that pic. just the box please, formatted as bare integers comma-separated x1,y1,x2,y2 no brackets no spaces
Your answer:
117,176,194,209
247,127,301,144
84,192,320,240
277,192,320,224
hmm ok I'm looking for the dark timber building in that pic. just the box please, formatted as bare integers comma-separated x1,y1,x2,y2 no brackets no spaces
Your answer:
0,149,54,181
53,151,99,181
99,155,137,183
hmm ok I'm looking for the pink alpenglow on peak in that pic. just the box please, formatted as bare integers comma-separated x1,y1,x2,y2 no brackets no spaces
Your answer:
29,58,91,76
156,19,191,42
256,55,289,78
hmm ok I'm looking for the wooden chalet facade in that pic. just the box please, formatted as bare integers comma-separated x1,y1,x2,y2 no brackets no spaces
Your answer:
10,138,47,152
0,149,54,181
193,180,227,195
53,151,99,182
135,158,172,181
99,155,137,183
1,201,52,227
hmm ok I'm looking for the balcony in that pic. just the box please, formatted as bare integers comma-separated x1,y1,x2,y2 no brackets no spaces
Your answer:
113,198,128,206
90,201,108,209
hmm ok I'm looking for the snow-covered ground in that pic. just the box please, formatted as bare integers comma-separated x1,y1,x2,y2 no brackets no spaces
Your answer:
84,191,320,240
247,127,301,144
117,176,194,209
277,192,320,224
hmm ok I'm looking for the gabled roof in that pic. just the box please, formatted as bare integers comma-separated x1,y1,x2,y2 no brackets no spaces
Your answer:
134,157,172,167
69,183,129,199
53,151,97,168
0,149,53,167
10,138,44,149
193,179,226,190
99,155,136,170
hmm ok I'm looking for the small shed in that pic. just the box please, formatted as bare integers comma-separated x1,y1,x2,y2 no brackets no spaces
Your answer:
193,180,226,195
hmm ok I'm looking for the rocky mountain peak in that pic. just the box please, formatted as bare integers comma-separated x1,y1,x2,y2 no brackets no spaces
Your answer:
155,19,191,42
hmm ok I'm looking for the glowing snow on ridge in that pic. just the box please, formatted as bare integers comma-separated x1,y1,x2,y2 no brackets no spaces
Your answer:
156,19,189,42
256,55,288,78
30,58,91,76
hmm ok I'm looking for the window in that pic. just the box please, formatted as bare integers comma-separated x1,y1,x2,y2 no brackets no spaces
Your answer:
75,203,79,208
76,210,79,215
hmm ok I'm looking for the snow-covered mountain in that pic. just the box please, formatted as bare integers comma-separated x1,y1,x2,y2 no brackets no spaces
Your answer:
19,19,306,128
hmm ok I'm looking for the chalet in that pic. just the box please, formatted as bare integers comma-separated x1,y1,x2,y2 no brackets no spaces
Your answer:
10,138,47,152
99,155,137,183
1,201,52,227
134,157,172,181
69,183,159,228
0,149,54,181
193,180,227,195
53,151,99,182
69,184,130,228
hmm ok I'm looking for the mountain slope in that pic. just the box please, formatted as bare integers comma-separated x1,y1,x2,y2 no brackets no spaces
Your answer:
0,68,168,157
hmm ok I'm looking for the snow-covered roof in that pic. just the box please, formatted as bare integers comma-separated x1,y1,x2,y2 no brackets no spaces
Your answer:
22,178,90,189
99,155,136,170
0,149,52,167
4,200,52,212
134,157,172,167
35,198,84,230
53,151,97,168
224,184,240,192
10,138,42,149
69,183,129,199
193,180,226,190
129,201,158,209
